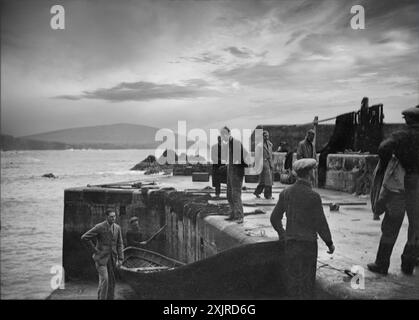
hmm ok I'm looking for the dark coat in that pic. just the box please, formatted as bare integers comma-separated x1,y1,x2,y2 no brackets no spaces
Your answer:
211,142,227,185
227,137,249,171
126,229,143,247
270,180,333,246
296,139,316,160
256,140,273,186
378,125,419,175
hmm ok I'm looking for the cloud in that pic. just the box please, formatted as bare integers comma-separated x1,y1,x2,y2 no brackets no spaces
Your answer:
177,52,225,65
224,46,267,59
55,79,220,102
2,0,418,136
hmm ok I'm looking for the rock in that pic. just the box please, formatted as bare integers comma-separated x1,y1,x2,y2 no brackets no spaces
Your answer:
162,169,172,175
131,150,177,172
130,155,158,170
144,166,161,175
42,173,57,178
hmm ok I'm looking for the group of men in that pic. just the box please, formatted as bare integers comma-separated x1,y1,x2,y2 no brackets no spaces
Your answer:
81,105,418,299
211,126,318,221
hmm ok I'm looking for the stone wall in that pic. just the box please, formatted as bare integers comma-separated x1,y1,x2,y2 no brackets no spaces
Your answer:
63,187,164,280
254,123,404,153
325,154,379,194
62,186,264,281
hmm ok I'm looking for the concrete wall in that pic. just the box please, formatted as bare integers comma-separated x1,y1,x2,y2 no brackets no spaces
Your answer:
255,123,404,153
62,187,264,280
62,152,379,280
63,187,164,280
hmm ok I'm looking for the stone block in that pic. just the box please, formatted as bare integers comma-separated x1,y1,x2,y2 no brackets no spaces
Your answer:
64,188,84,202
327,155,343,170
192,172,210,182
245,175,259,183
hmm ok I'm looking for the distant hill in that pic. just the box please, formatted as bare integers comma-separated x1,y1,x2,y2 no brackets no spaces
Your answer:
21,123,161,149
1,123,195,150
1,134,71,151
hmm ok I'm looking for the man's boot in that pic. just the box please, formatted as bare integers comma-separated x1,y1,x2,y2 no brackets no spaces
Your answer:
264,186,273,199
401,245,416,275
367,242,393,275
254,183,264,198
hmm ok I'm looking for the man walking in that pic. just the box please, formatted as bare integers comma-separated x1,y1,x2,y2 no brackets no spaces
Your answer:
368,105,419,275
270,159,335,298
220,126,249,224
81,209,124,300
254,130,274,199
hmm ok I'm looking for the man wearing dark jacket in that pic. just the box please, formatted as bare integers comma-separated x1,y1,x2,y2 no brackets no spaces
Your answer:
126,217,146,247
368,105,419,275
220,126,249,224
270,159,334,298
81,209,124,300
211,136,227,197
297,129,316,160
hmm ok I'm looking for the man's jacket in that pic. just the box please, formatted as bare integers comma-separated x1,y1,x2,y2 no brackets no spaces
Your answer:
296,139,316,160
81,221,124,266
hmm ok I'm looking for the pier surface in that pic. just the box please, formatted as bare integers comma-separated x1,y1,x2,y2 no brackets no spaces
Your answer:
50,175,418,300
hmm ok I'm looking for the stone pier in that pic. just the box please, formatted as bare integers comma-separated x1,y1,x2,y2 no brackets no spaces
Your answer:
57,153,418,299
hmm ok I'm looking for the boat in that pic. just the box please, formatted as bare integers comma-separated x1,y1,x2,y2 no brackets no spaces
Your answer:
118,241,288,299
119,246,185,273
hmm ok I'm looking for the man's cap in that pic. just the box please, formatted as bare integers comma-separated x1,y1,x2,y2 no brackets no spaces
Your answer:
293,158,317,174
129,216,139,224
402,105,419,120
307,129,315,134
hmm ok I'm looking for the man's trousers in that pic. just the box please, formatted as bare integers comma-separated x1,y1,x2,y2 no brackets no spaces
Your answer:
226,165,244,219
96,257,116,300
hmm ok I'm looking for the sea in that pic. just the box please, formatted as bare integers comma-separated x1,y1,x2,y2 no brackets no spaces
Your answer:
0,149,157,299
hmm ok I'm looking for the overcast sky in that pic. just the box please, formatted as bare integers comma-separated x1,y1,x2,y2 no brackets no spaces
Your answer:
1,0,418,136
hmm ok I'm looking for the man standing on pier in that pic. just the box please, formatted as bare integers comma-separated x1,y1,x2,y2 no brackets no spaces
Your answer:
368,105,419,275
297,129,316,160
81,209,124,300
270,158,335,298
220,126,249,224
297,129,317,186
253,130,274,199
211,135,227,198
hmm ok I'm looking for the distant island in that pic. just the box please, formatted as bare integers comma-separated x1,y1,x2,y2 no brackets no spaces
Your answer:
1,123,167,151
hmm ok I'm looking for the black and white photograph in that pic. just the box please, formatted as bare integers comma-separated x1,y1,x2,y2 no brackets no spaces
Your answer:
1,0,418,307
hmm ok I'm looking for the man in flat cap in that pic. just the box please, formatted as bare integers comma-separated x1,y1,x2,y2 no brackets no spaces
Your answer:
270,158,335,298
368,105,419,275
126,216,146,247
